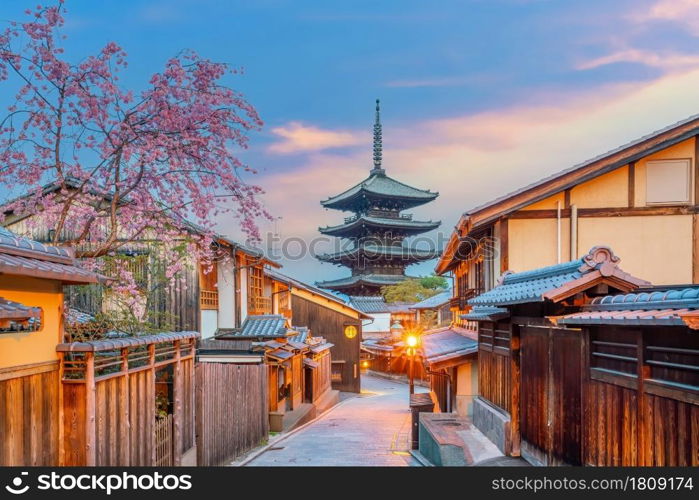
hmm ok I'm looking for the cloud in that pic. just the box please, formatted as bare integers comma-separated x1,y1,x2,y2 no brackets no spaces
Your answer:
576,48,699,71
267,122,365,154
235,69,699,283
634,0,699,34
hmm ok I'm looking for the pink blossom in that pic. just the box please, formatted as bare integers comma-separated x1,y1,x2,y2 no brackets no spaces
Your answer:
0,1,271,292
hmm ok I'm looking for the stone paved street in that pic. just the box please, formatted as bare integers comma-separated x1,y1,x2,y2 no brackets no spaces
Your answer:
246,375,423,466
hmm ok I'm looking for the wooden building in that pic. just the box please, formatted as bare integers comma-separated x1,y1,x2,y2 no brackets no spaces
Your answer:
213,314,335,433
420,326,478,415
437,114,699,323
463,246,667,465
410,290,453,329
3,197,278,336
266,270,370,393
0,227,105,466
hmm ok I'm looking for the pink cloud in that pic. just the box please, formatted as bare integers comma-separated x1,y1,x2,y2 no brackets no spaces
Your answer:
577,48,699,71
634,0,699,34
268,122,365,154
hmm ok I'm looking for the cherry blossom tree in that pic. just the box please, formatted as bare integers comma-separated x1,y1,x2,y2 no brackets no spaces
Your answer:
0,1,268,298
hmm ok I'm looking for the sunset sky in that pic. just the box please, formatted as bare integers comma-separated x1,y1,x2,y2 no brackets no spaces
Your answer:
3,0,699,286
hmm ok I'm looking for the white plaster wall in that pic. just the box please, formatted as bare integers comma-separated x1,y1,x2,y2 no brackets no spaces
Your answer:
239,267,248,322
200,310,219,339
217,258,236,328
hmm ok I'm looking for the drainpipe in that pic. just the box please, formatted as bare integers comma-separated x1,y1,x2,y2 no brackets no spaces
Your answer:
570,204,578,260
556,200,562,264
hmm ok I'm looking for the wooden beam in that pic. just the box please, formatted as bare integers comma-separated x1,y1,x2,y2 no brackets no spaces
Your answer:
500,218,509,272
57,354,65,466
85,352,96,466
563,189,571,209
628,162,635,208
509,324,521,457
172,341,183,466
0,360,58,382
119,348,130,465
637,331,649,466
509,205,698,219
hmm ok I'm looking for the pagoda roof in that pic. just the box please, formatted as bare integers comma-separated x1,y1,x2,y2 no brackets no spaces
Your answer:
316,273,408,291
321,172,438,211
319,215,440,237
317,243,440,263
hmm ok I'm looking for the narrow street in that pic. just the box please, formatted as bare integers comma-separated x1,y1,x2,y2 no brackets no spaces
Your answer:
246,375,424,466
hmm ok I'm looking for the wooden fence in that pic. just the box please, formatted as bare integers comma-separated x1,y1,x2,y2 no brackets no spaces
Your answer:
0,361,60,465
196,362,268,466
58,332,198,466
155,414,174,466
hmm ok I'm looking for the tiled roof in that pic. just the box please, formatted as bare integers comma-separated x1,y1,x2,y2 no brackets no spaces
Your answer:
421,327,478,365
386,302,415,313
0,226,72,260
360,339,396,353
0,297,41,320
319,215,440,237
461,306,510,322
470,259,584,307
266,348,294,361
56,331,199,352
289,327,310,344
0,227,106,284
65,308,96,324
317,243,439,262
558,287,699,327
321,172,438,210
317,273,407,290
410,290,452,310
309,342,333,354
216,314,292,339
469,246,649,307
350,296,390,314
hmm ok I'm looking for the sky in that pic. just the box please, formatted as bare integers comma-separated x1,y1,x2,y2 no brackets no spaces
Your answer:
3,0,699,285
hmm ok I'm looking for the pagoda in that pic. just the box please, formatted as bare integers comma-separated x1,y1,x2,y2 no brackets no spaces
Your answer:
316,100,440,296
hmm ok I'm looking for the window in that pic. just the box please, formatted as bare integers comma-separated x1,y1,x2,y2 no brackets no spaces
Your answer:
248,266,263,299
646,159,692,205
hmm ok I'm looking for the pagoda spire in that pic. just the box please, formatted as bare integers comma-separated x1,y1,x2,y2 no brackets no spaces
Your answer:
371,99,385,175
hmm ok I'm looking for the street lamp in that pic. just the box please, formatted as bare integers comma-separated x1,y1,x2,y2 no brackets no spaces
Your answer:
406,332,419,395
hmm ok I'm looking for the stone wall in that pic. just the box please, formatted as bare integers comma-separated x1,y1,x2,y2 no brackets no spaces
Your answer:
472,396,511,454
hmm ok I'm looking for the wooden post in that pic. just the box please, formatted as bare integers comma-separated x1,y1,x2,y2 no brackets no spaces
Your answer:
119,348,130,465
148,343,156,466
172,340,183,466
580,326,590,465
57,352,65,466
509,323,521,457
637,330,650,466
85,352,96,466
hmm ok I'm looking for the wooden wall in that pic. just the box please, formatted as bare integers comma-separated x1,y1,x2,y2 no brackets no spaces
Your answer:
61,349,195,466
478,321,513,413
583,325,699,466
0,362,60,466
291,295,362,393
195,362,268,466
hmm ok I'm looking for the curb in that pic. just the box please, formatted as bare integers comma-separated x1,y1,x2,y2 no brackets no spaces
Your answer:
409,449,434,467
